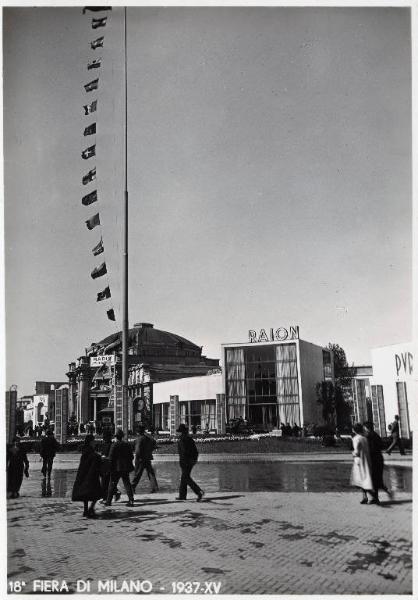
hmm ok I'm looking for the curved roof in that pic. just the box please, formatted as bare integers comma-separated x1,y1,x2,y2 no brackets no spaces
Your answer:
96,323,201,352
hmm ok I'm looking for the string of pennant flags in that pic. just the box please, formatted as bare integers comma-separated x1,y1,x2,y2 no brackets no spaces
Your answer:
81,6,115,322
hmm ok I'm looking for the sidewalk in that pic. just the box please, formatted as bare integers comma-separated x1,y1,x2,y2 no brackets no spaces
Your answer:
7,487,412,595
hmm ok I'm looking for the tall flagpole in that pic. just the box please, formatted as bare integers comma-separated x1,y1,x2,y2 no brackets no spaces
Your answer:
122,6,129,436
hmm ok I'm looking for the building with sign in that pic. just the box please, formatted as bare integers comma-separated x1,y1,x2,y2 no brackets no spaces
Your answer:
66,322,219,432
149,329,335,433
222,331,334,430
369,342,415,439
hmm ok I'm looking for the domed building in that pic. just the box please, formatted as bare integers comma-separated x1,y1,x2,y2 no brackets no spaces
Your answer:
66,322,220,432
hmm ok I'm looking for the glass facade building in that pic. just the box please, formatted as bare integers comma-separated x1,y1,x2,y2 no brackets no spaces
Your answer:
223,339,333,430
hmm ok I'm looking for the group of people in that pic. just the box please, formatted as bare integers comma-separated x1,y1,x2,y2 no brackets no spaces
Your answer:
350,418,400,505
71,423,204,518
7,415,405,510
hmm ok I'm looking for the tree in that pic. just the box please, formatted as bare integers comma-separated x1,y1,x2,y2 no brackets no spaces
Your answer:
327,343,354,430
315,381,336,426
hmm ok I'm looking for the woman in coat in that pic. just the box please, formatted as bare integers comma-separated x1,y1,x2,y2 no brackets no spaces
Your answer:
350,423,374,504
7,437,29,498
72,435,103,518
363,421,392,504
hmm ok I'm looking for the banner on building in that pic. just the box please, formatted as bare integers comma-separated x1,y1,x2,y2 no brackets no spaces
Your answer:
114,385,123,431
216,393,226,435
55,387,69,445
6,388,17,444
169,395,180,436
90,355,115,367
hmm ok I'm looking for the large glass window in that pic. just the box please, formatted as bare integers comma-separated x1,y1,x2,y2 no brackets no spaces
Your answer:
226,348,247,420
225,343,301,428
275,344,300,426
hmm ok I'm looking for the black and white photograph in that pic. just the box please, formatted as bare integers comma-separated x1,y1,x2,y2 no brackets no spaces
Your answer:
3,2,415,596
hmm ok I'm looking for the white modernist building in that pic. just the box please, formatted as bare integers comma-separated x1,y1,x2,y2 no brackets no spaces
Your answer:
370,341,415,438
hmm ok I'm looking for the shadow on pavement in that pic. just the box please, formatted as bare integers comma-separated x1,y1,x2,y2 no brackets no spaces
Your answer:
379,499,413,508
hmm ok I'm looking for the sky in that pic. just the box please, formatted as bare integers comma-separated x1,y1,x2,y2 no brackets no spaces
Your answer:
3,6,412,397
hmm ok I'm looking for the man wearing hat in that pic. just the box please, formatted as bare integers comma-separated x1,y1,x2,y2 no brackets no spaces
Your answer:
176,423,204,502
104,429,135,507
131,425,159,494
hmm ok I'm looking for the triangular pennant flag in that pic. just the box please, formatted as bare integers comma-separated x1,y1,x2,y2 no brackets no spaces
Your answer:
92,17,107,29
91,36,104,50
83,100,97,115
86,213,100,230
107,308,115,321
82,168,96,185
83,7,112,13
97,286,111,302
84,123,96,136
87,58,102,70
84,78,99,93
82,190,98,206
91,262,107,279
82,144,96,160
92,238,104,256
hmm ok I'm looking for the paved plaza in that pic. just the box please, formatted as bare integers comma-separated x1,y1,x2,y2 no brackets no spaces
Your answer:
7,455,412,595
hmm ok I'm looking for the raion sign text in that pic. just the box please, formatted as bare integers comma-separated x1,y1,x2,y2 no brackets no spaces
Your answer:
248,326,299,343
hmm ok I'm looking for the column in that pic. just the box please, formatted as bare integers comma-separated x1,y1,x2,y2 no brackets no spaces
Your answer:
77,357,90,424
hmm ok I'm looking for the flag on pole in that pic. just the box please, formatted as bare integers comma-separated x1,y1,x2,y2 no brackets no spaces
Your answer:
82,190,98,206
97,286,111,302
84,123,96,136
83,100,97,115
86,213,100,230
92,238,104,256
82,168,96,185
92,17,107,29
91,36,104,50
91,262,107,279
83,7,112,13
82,144,96,160
84,78,99,92
107,309,116,321
87,58,102,70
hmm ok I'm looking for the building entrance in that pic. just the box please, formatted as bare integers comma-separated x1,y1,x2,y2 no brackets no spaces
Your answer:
248,404,279,431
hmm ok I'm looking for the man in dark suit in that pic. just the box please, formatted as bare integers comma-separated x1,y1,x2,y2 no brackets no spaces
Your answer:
176,423,204,502
40,429,59,482
105,429,135,506
131,425,159,494
386,415,406,455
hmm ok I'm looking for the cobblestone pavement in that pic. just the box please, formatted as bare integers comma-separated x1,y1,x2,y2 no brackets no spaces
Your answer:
7,485,412,595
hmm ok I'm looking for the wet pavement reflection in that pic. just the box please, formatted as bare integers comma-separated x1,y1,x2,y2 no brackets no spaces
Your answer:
22,461,412,498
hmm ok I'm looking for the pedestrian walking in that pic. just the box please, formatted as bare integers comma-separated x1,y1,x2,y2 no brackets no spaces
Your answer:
71,434,103,518
99,430,121,504
386,415,406,455
131,425,159,494
350,423,374,504
176,423,204,502
104,429,135,507
7,437,29,499
363,421,392,504
39,429,59,495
